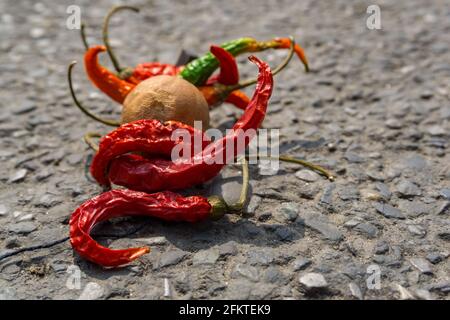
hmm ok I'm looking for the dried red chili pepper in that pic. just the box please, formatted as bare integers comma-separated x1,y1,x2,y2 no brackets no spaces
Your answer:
70,189,228,267
208,45,239,85
84,45,134,104
203,45,250,108
131,63,182,82
90,55,273,192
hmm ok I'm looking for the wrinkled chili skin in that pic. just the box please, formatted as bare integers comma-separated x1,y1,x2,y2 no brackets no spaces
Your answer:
90,119,211,187
90,56,273,192
84,45,134,104
208,45,239,85
70,189,211,267
132,62,183,82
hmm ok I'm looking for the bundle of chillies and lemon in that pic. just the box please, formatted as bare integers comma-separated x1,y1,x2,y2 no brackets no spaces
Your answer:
67,5,334,267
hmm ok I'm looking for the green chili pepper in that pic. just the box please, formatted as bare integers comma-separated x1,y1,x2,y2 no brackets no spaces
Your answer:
179,37,309,86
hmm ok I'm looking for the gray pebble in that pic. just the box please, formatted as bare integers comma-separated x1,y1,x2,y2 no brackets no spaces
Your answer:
396,180,421,197
319,183,335,207
78,282,104,300
158,249,188,268
344,152,365,163
247,250,274,266
427,125,446,136
439,188,450,199
374,202,405,219
225,279,253,300
232,263,260,282
304,213,343,242
409,257,433,274
395,284,415,300
344,218,363,228
385,118,402,129
220,180,242,205
407,224,427,237
349,282,364,300
8,169,27,183
192,248,219,266
219,241,238,257
66,154,84,166
28,114,53,126
426,252,443,264
401,154,427,170
292,257,312,271
13,100,36,115
275,202,299,223
0,204,8,216
0,287,16,300
37,194,62,208
7,222,37,234
354,222,379,238
338,186,360,201
263,267,287,284
399,200,430,217
374,241,389,254
35,169,53,182
295,169,320,182
414,288,432,300
274,226,298,241
246,195,262,214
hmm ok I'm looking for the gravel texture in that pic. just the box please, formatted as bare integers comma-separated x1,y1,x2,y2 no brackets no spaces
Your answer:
0,0,449,300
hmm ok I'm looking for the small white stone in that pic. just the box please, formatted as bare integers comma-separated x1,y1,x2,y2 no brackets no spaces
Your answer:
414,289,432,300
18,213,34,221
78,282,104,300
8,169,27,183
0,204,8,216
299,273,328,289
30,28,45,39
12,211,22,218
395,284,415,300
349,282,364,300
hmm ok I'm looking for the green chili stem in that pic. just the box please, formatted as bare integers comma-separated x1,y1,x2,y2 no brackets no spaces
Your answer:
68,61,121,127
80,23,89,51
84,132,101,152
228,157,250,212
103,5,140,73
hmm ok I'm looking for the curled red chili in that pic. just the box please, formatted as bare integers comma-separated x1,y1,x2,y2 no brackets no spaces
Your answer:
70,189,225,267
